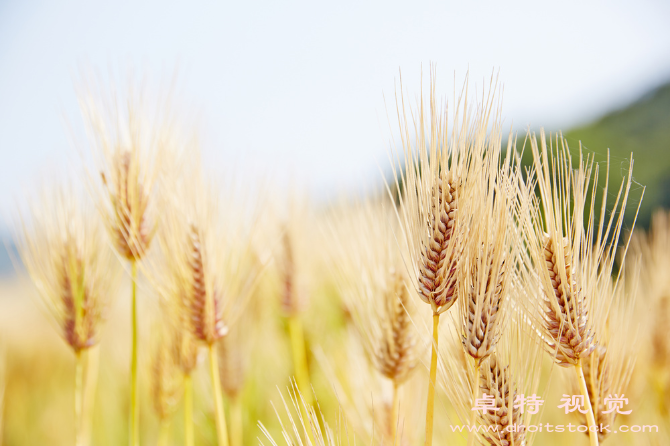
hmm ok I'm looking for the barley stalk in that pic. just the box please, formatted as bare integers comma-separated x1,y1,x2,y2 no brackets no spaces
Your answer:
425,313,439,446
130,260,139,446
157,421,170,446
390,380,400,442
209,344,230,446
230,394,243,446
575,360,599,446
74,351,85,446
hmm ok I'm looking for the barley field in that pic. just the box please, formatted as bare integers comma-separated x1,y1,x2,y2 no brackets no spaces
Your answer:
1,72,669,446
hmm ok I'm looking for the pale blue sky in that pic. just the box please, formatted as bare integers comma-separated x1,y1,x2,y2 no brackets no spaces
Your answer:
1,0,670,229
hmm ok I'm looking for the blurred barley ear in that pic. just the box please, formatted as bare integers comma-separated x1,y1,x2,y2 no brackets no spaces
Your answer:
577,269,638,443
378,271,418,442
150,307,185,446
154,165,263,446
15,184,117,446
327,196,422,444
173,312,198,446
280,227,312,406
630,210,670,424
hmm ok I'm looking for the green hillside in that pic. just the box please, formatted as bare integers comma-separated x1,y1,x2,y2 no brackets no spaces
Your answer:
563,82,670,229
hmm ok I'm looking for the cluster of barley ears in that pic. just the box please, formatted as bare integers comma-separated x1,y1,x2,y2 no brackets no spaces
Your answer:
11,69,665,446
384,71,643,446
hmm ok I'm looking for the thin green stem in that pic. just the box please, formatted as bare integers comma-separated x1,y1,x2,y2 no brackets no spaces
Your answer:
75,350,85,446
130,260,139,446
208,344,230,446
288,315,311,405
230,393,243,446
424,313,439,446
575,360,599,446
184,374,194,446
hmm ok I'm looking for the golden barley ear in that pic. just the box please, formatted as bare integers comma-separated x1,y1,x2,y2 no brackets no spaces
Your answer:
15,183,117,354
76,73,182,263
478,356,523,446
473,310,544,446
459,155,519,366
390,70,504,317
440,286,544,445
541,234,596,365
154,160,263,349
186,222,228,344
462,244,507,363
527,130,637,367
105,149,155,260
418,175,461,311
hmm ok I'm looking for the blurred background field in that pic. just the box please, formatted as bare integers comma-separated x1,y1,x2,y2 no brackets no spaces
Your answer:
2,1,670,445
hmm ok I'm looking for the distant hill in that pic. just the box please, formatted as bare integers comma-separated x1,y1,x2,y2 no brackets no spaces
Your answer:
510,81,670,230
563,81,670,229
